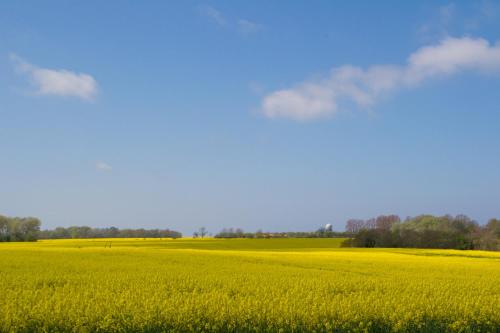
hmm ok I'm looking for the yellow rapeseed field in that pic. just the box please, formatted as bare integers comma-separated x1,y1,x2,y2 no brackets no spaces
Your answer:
0,238,499,332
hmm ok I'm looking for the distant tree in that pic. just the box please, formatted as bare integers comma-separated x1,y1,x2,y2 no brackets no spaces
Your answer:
487,219,500,237
108,226,119,238
0,215,41,242
199,227,207,238
38,226,182,239
19,218,41,241
352,229,378,248
345,219,365,234
473,218,500,251
215,227,346,239
375,215,400,230
0,215,9,241
365,218,377,230
346,214,496,251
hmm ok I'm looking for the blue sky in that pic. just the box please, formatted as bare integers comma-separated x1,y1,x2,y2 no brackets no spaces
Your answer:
1,1,500,235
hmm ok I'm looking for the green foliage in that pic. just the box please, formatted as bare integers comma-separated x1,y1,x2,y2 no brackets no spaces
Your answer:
0,214,41,242
347,214,499,250
215,228,346,238
0,238,499,332
39,226,182,239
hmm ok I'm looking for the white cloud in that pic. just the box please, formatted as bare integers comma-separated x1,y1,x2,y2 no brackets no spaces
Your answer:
260,36,500,121
96,161,112,171
197,5,226,26
238,19,264,34
10,54,98,101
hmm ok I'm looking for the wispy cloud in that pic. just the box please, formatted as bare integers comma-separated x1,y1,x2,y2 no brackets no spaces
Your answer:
260,37,500,121
418,2,500,40
96,161,112,171
10,54,98,101
237,19,264,34
197,5,226,26
466,0,500,30
418,3,456,42
197,5,263,34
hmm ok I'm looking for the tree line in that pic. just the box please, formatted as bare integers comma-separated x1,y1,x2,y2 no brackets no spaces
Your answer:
2,212,498,250
214,228,345,238
0,214,182,241
344,214,499,251
0,215,41,242
214,215,499,251
39,226,182,239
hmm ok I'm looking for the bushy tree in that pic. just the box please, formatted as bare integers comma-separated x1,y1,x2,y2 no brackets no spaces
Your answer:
0,215,41,242
346,214,498,251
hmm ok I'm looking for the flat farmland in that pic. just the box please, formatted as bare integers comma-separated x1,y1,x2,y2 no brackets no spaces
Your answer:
1,238,499,332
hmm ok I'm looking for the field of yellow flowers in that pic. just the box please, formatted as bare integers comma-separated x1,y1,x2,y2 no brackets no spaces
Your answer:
1,238,499,332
